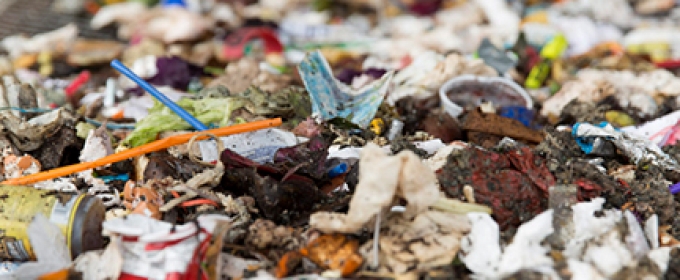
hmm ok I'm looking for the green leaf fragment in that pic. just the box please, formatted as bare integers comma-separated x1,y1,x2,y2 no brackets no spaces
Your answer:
122,97,248,147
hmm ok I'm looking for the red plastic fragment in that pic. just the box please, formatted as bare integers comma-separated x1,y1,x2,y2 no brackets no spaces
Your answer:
222,27,284,60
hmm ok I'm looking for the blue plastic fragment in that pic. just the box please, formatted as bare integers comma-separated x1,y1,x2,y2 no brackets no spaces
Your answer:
0,261,21,274
499,106,534,127
572,122,620,154
297,50,394,128
98,174,130,183
328,162,349,179
162,0,187,7
573,122,598,154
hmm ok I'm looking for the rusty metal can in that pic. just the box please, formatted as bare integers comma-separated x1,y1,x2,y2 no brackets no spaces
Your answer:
0,185,105,261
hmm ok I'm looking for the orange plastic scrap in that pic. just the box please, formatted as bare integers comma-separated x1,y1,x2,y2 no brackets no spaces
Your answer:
276,250,304,278
601,41,625,56
123,181,163,219
300,234,363,277
660,225,680,247
0,118,282,186
575,41,625,59
37,269,70,280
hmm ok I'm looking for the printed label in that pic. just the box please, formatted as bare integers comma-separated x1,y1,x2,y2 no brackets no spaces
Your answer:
0,230,29,261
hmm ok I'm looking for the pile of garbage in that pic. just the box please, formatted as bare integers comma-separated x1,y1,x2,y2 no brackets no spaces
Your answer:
3,0,680,279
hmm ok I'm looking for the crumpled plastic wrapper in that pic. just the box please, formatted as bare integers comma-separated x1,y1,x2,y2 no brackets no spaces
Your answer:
541,69,680,119
460,198,669,279
573,122,679,170
100,214,232,280
73,235,123,280
461,211,556,278
11,214,71,279
198,128,304,164
388,52,497,104
566,204,649,277
622,110,680,146
298,51,394,128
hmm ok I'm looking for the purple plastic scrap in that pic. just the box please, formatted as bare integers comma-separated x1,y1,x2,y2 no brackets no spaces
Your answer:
669,182,680,195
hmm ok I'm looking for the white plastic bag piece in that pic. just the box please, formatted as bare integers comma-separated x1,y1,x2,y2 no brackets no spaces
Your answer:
459,213,502,278
460,198,666,278
74,236,123,280
497,210,555,275
645,215,660,249
12,214,71,279
198,128,305,164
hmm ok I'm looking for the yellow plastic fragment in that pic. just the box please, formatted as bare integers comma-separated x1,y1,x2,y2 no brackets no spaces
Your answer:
38,51,53,77
605,110,636,127
370,118,384,135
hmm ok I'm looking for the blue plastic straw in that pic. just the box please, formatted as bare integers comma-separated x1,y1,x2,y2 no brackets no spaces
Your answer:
111,59,209,131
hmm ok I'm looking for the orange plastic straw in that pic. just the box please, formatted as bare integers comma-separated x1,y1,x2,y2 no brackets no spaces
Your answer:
1,118,282,186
